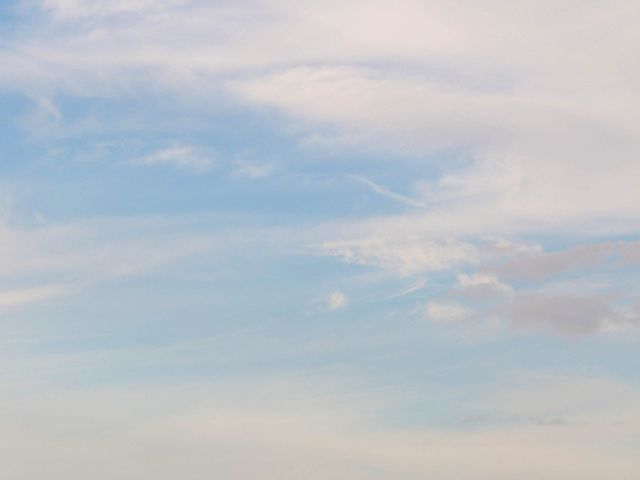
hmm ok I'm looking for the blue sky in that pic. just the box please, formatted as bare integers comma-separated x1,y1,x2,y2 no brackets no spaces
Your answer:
1,1,640,478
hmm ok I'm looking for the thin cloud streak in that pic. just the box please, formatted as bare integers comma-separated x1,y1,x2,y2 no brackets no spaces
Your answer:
348,174,428,209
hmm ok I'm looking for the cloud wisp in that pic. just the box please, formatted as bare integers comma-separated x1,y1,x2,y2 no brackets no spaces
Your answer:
126,145,214,173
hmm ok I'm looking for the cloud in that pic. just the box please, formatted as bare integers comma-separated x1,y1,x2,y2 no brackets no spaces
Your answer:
31,95,62,122
423,266,640,336
127,145,214,173
348,175,427,209
37,0,189,20
489,241,640,281
385,278,426,300
231,161,275,179
456,273,512,298
0,283,74,310
0,215,226,312
426,301,470,323
320,238,477,275
3,0,639,341
327,290,347,311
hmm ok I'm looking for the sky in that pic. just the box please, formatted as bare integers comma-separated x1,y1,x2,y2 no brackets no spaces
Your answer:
1,1,640,478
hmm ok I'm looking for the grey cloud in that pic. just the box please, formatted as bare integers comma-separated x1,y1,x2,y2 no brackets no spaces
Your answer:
488,241,640,281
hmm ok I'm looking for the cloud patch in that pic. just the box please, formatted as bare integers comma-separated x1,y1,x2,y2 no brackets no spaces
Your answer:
126,145,214,173
426,301,470,323
502,293,637,336
327,290,348,311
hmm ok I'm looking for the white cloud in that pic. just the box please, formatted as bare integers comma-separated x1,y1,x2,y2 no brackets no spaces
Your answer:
327,290,347,311
320,238,477,275
127,145,214,173
349,175,427,209
231,161,275,179
456,273,512,298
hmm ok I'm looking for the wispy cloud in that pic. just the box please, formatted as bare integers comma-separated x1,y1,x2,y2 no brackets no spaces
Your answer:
126,145,214,173
0,283,74,310
455,273,513,298
348,175,427,209
231,161,275,179
0,215,228,312
384,278,426,300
